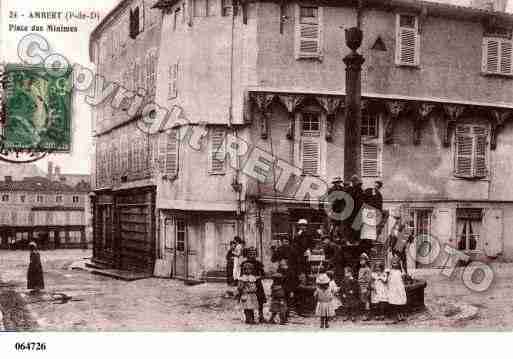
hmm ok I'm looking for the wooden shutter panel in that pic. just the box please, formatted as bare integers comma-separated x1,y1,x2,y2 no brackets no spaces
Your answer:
399,28,416,64
166,130,179,177
500,40,513,75
484,38,500,73
158,132,167,173
455,126,473,178
302,137,320,176
362,142,380,177
473,126,488,178
210,127,226,174
139,2,145,33
483,208,503,257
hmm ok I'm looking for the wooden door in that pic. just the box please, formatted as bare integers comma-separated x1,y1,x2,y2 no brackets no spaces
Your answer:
484,208,503,258
215,221,236,271
174,218,187,279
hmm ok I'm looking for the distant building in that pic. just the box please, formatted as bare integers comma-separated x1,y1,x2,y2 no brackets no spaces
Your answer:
0,163,92,249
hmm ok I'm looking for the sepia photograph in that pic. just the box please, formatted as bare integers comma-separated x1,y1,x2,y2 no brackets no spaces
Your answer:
1,0,513,356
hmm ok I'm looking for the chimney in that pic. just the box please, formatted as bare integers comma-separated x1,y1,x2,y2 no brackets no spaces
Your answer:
55,166,61,181
47,161,53,180
4,176,12,183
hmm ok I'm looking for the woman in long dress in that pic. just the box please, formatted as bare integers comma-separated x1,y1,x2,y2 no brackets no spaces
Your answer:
27,242,45,294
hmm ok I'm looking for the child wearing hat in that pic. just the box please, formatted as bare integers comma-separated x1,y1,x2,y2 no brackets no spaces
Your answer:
314,273,336,329
237,262,259,324
358,253,372,321
240,247,267,323
269,272,287,325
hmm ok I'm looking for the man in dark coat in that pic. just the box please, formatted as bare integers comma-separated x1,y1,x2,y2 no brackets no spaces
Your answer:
240,247,267,323
292,219,313,275
346,175,364,244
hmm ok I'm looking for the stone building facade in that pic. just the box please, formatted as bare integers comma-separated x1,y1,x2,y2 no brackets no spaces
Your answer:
90,0,513,279
0,164,91,249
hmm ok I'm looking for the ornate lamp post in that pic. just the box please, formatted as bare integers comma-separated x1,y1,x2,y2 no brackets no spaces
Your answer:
343,26,365,182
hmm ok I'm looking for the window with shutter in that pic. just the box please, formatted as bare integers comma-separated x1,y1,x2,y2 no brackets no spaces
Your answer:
361,143,380,177
300,113,321,176
454,125,489,179
194,0,207,17
221,0,233,16
295,6,323,60
483,37,513,76
165,130,179,178
210,127,226,174
395,14,420,67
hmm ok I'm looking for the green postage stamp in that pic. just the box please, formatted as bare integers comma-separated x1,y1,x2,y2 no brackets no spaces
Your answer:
2,64,72,152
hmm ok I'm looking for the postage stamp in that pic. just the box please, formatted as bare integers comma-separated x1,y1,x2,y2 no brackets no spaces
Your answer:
2,64,72,152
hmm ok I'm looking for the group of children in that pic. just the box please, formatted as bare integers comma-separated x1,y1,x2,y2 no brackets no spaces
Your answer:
236,250,408,327
313,253,408,328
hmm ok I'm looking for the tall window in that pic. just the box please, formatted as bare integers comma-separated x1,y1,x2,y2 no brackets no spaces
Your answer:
295,6,323,59
361,110,382,178
300,112,321,176
165,129,179,178
73,196,80,203
37,195,44,203
168,63,179,99
456,208,482,251
56,196,63,203
395,14,420,66
482,37,513,76
176,219,186,252
1,195,9,202
454,124,489,179
174,7,181,30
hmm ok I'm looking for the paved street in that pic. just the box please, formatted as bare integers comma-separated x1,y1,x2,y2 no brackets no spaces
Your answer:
1,250,513,331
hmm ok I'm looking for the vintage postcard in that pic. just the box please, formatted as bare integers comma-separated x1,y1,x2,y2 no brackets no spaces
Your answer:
1,0,513,356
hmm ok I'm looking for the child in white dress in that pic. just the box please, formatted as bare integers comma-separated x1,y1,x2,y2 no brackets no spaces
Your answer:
371,262,389,321
388,259,407,323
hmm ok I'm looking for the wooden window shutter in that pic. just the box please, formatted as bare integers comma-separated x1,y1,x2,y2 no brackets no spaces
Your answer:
158,132,167,173
210,127,226,174
295,6,323,59
139,1,145,33
483,38,500,73
473,126,488,178
395,14,419,66
361,142,380,177
165,130,179,178
301,137,320,176
454,126,473,178
500,40,513,75
168,63,178,99
145,53,151,93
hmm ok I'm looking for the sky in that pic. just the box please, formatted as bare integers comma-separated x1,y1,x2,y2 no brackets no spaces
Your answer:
0,0,511,175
